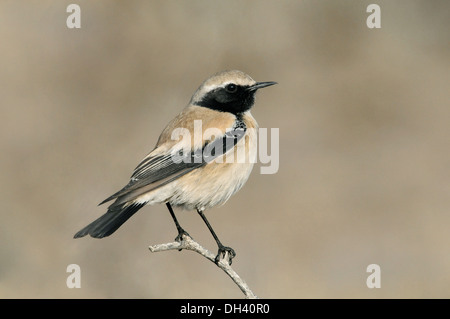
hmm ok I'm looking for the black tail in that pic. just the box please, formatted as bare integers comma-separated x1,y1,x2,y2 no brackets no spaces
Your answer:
74,203,145,239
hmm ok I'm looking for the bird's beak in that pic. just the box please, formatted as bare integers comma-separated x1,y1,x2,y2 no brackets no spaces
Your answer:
247,81,278,91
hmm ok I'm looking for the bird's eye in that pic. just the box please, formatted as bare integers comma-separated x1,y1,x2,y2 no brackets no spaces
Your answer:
225,83,238,93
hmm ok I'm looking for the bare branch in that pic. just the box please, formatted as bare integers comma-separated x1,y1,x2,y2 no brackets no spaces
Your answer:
149,234,257,299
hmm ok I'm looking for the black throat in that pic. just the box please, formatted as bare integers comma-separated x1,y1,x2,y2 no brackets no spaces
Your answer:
194,85,255,116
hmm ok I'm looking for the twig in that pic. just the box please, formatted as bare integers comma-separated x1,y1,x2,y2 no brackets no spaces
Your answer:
149,234,257,299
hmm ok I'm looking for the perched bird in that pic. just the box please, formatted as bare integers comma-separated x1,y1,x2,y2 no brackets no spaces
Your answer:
74,70,276,264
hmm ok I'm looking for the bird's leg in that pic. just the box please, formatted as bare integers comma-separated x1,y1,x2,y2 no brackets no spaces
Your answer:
197,209,236,265
166,203,190,245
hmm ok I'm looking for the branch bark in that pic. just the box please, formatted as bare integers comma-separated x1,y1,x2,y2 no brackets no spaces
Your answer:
149,234,257,299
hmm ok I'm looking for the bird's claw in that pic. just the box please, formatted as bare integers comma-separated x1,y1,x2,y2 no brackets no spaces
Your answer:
174,229,191,251
215,245,236,265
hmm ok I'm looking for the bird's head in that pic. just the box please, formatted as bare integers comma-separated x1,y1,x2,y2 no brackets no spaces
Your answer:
191,70,277,115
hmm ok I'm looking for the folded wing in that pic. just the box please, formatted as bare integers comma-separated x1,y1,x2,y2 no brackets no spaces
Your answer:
100,122,247,208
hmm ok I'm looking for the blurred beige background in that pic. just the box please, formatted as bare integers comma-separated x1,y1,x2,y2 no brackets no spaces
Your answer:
1,0,449,298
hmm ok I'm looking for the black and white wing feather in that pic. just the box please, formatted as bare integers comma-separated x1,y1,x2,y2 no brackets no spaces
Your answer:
100,123,247,208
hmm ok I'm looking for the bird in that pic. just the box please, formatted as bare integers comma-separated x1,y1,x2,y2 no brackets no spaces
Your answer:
74,70,276,265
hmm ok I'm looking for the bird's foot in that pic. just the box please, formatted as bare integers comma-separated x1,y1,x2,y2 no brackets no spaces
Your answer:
215,245,236,265
174,229,191,251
